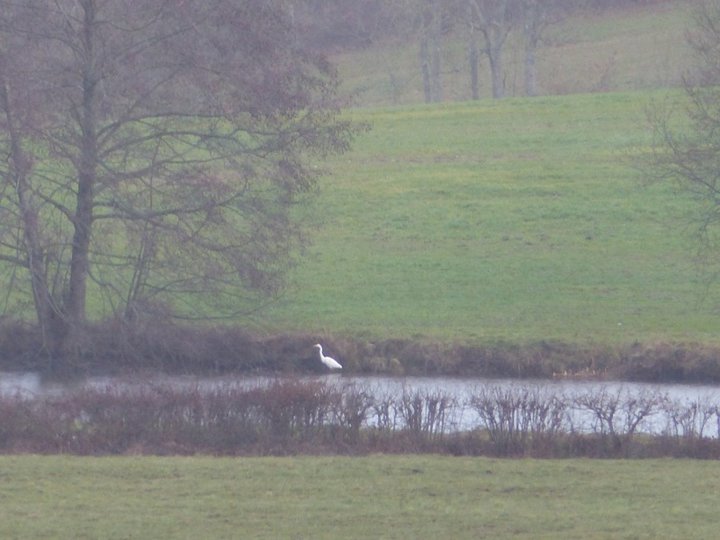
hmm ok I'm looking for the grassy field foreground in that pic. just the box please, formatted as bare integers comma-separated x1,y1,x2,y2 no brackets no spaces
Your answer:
0,455,717,539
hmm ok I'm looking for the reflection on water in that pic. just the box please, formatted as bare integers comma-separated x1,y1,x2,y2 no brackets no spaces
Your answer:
1,371,718,400
2,371,717,399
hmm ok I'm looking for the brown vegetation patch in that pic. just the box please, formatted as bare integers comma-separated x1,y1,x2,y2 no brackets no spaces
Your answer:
1,379,719,458
1,319,720,384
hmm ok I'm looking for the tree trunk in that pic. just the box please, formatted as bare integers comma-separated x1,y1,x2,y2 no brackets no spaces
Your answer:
469,38,480,100
65,0,99,341
471,0,514,100
524,40,538,96
0,59,59,357
430,0,442,102
488,44,504,99
523,6,541,98
420,36,432,103
467,1,480,100
420,0,442,103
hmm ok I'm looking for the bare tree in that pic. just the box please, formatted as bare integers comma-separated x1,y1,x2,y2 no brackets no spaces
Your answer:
0,0,356,361
520,0,578,97
646,1,720,272
468,0,520,99
466,1,481,100
420,0,444,102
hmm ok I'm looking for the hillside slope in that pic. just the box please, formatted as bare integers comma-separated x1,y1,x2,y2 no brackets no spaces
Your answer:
262,90,720,346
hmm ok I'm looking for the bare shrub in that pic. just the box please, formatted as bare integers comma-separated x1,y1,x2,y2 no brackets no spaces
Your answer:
468,385,568,456
396,387,457,439
572,387,664,456
2,378,720,457
370,391,400,432
332,383,374,439
0,379,349,455
660,395,718,440
259,379,339,441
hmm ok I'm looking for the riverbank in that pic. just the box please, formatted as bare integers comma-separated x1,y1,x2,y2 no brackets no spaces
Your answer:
2,320,720,384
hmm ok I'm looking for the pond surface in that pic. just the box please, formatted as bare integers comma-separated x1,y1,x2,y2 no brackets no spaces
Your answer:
1,371,718,401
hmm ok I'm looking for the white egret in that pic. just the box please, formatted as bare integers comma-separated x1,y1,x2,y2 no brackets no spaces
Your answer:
313,343,342,370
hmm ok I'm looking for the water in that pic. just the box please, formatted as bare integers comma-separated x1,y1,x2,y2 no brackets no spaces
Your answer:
1,371,719,435
1,371,716,403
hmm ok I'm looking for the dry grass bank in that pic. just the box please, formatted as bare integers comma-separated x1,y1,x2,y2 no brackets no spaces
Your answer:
2,319,720,384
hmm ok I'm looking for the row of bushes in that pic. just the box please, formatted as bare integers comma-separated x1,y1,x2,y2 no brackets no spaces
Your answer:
2,379,720,458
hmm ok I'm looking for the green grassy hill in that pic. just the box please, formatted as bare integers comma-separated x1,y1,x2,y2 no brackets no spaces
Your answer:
333,1,693,107
256,2,717,348
261,90,720,346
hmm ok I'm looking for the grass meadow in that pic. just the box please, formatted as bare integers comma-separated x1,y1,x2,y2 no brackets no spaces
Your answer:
262,90,720,346
0,455,718,539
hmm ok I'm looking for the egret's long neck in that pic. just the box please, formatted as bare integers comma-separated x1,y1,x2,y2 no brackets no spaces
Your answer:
316,345,323,357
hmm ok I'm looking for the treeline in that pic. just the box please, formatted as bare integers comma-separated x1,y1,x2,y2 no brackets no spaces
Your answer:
296,0,672,52
1,378,719,458
294,0,677,101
